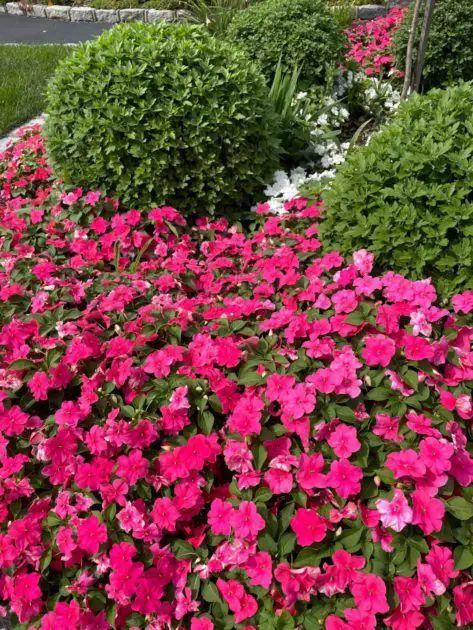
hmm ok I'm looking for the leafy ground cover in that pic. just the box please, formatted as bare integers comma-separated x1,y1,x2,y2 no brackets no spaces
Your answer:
1,128,473,628
0,46,70,137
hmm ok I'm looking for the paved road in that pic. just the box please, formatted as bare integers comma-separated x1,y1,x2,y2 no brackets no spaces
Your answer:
0,13,113,43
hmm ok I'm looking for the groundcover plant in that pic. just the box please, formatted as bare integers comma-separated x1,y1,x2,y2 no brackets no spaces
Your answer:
1,129,473,629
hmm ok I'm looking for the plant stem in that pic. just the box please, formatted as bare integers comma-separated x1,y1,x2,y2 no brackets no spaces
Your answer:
401,0,424,99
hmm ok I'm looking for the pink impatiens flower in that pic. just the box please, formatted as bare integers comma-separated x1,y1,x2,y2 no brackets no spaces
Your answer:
76,515,107,555
295,453,327,491
231,501,265,540
291,508,327,546
362,334,396,367
376,489,413,532
327,459,363,498
208,499,234,536
327,424,361,459
411,489,444,535
394,576,425,612
351,573,389,614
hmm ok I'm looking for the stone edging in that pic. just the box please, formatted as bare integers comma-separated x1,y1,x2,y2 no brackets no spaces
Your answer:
0,1,391,23
0,1,187,23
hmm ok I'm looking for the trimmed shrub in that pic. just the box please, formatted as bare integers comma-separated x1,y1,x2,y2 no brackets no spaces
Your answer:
44,22,280,218
318,82,473,298
226,0,345,86
394,0,473,90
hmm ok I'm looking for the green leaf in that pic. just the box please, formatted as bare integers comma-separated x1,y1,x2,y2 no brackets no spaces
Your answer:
238,371,265,386
278,532,296,557
445,497,473,521
293,545,331,568
255,486,273,503
198,410,214,436
253,444,268,470
454,546,473,570
202,581,220,603
8,359,36,370
172,540,197,560
258,532,278,553
366,387,391,401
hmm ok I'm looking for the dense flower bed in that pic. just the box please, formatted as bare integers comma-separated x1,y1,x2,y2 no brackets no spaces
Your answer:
1,129,473,629
346,6,406,76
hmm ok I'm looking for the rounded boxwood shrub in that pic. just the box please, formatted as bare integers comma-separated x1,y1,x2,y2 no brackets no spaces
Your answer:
226,0,345,86
318,82,473,298
394,0,473,90
44,22,280,217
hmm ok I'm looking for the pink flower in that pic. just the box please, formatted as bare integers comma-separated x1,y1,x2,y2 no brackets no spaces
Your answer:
327,459,363,498
56,526,76,561
373,414,403,442
453,583,473,626
245,551,272,588
452,290,473,314
416,562,445,597
191,619,214,630
291,508,327,546
264,468,293,494
376,489,413,532
419,437,453,475
353,249,374,274
281,383,316,420
394,576,425,613
151,497,180,532
403,335,434,361
295,453,327,490
27,371,51,401
231,501,265,540
385,449,426,480
411,489,444,535
426,545,458,587
116,449,149,485
384,608,425,629
227,394,264,436
76,516,107,555
362,334,396,367
308,367,343,394
208,499,234,536
327,424,361,458
351,573,389,614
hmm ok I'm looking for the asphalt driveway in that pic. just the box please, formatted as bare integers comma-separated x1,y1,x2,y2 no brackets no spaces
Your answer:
0,13,113,43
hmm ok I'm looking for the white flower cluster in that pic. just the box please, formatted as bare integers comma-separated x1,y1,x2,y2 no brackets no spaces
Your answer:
263,168,308,215
262,70,402,215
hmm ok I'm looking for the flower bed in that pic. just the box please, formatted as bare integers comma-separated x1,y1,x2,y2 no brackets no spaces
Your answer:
1,128,473,628
346,5,406,76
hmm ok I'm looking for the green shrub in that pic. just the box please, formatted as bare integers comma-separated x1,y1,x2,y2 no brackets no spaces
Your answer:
394,0,473,90
226,0,345,86
316,82,473,297
45,23,280,218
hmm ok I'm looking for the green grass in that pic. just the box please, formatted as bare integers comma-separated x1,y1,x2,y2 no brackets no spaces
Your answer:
0,45,71,136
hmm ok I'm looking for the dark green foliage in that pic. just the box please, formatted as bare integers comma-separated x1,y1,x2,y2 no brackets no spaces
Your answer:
45,22,280,217
226,0,345,86
394,0,473,90
316,83,473,297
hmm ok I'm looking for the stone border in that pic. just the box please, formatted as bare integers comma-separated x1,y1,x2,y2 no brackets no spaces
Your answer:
0,2,188,23
0,1,393,22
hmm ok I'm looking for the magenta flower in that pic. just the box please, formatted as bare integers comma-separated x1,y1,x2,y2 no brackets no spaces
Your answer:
291,508,327,546
231,501,265,540
376,489,413,532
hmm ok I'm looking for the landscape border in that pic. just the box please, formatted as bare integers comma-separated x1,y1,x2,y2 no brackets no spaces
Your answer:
0,2,389,24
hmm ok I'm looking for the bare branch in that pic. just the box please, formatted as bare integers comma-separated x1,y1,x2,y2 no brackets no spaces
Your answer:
413,0,436,92
401,0,424,99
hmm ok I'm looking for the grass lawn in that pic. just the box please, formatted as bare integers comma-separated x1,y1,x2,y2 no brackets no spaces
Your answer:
0,44,71,136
